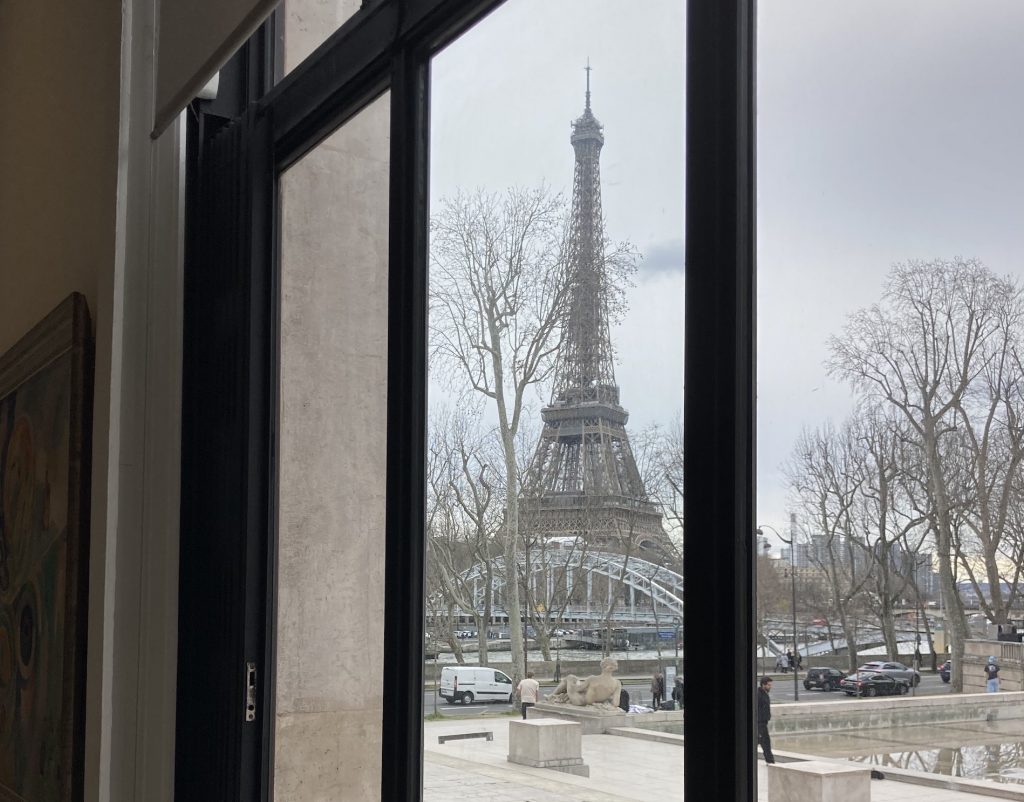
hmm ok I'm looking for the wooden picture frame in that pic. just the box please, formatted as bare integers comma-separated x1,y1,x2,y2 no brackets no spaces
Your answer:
0,294,92,802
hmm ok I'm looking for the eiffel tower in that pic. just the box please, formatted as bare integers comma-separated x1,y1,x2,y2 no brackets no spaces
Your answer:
521,67,671,563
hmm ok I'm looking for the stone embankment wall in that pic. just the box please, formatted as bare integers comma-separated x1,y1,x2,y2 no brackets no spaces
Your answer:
770,691,1024,735
756,654,943,673
965,639,1024,692
424,657,675,682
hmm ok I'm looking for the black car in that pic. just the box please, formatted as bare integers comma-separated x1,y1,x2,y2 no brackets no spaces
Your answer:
939,660,951,683
839,671,910,697
803,667,845,692
856,660,921,686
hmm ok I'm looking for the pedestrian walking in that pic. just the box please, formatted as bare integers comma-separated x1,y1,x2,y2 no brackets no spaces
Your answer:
757,676,775,764
651,671,665,708
985,656,1000,693
517,671,540,719
785,651,794,674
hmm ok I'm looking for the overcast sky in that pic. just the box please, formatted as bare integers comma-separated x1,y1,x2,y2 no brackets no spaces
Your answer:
429,0,1024,553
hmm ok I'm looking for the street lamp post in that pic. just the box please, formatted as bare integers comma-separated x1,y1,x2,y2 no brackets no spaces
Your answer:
757,523,799,701
912,559,921,697
523,617,529,680
432,642,439,716
672,615,681,672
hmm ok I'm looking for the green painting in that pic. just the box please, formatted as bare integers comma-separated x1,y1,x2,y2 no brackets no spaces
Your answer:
0,296,91,802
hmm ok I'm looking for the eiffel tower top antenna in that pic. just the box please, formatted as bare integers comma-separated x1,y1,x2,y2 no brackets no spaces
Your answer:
585,58,591,110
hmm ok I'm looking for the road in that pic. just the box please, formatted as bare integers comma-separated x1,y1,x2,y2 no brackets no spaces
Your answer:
423,674,952,717
768,672,950,702
423,682,658,718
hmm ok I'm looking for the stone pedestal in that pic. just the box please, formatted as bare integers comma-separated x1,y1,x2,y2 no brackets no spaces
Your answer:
529,701,633,734
767,761,870,802
507,720,589,777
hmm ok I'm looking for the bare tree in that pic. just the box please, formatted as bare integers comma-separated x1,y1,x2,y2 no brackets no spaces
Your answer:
513,416,599,661
426,410,497,662
849,410,930,659
430,186,570,685
786,422,872,671
644,418,685,563
945,327,1024,626
756,552,789,663
827,258,1023,690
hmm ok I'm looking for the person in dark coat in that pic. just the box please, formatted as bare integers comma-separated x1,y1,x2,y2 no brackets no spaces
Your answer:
651,672,665,708
618,687,630,712
757,676,775,764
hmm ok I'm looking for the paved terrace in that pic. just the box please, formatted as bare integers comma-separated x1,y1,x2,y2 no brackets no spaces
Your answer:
424,717,1022,801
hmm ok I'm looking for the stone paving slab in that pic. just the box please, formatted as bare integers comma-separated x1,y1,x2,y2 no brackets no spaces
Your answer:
423,718,1021,801
426,751,629,801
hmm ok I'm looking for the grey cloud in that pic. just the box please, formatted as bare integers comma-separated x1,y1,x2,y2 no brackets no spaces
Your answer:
639,238,685,276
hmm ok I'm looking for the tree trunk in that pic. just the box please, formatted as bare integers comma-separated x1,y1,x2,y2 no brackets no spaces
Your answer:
927,427,969,691
476,622,488,666
482,565,493,665
839,608,858,672
537,630,551,662
501,437,525,686
879,599,899,660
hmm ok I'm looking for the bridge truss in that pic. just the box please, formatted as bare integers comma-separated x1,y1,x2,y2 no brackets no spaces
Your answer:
434,549,683,624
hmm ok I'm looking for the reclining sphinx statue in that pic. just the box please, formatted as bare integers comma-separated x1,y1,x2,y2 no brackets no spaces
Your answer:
546,657,622,709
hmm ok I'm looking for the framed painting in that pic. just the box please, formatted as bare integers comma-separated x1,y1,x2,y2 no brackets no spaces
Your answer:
0,294,92,802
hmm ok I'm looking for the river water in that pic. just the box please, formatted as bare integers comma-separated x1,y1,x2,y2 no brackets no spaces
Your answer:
430,646,672,664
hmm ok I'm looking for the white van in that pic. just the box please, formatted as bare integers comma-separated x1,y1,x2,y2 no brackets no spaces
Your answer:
439,666,515,705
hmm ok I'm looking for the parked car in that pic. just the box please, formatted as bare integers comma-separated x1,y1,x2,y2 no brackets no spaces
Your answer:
840,671,911,697
939,660,952,683
856,660,921,686
439,666,515,704
803,667,845,692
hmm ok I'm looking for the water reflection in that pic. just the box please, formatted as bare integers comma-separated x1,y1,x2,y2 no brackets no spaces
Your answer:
851,742,1024,785
776,722,1024,785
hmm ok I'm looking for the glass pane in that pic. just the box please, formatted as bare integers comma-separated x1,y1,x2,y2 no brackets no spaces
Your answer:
275,91,390,799
758,0,1024,790
280,0,362,78
425,1,685,797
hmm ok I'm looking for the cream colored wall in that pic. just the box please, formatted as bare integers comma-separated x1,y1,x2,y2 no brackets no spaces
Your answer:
275,11,389,793
0,2,123,799
0,3,185,801
0,0,121,353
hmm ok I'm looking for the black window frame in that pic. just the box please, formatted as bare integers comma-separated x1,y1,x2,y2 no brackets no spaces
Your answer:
177,1,755,800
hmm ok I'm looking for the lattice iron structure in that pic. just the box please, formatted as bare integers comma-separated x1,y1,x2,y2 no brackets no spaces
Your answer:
521,70,673,563
446,550,684,623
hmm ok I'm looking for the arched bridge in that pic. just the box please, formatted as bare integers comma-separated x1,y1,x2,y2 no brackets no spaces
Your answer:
437,548,683,624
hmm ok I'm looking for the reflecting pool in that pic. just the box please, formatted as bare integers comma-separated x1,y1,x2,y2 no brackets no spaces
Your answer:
776,719,1024,785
